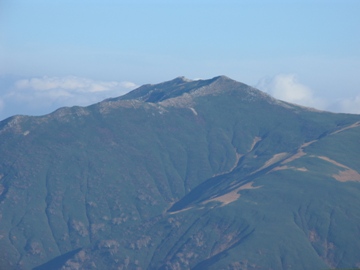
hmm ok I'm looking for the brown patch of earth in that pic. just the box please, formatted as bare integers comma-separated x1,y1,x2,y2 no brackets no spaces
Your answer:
271,165,289,171
168,206,194,215
263,152,288,168
333,170,360,182
250,136,261,151
270,165,308,173
202,181,261,206
252,152,288,174
316,156,349,169
301,140,318,148
331,121,360,135
313,155,360,182
281,149,306,164
281,140,318,165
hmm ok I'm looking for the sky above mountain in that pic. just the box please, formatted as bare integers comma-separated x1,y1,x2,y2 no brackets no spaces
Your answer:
0,0,359,120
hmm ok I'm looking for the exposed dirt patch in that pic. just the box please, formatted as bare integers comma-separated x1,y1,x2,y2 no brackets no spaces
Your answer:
313,155,360,182
252,152,288,174
331,121,360,135
168,206,194,215
281,149,306,164
281,140,318,165
276,153,360,182
250,136,261,151
270,165,308,173
271,165,289,171
228,152,243,172
316,156,349,169
333,170,360,182
202,182,261,206
301,140,318,148
263,153,288,168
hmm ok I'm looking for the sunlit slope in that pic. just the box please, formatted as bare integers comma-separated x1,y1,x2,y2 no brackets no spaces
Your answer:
0,76,359,270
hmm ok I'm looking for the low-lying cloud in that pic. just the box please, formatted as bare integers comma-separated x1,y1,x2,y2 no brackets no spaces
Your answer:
1,74,359,120
0,98,4,112
335,95,360,114
15,76,136,93
0,76,137,120
256,74,360,114
257,73,360,114
256,74,326,110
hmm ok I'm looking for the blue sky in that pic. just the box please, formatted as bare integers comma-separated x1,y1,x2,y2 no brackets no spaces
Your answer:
1,0,360,120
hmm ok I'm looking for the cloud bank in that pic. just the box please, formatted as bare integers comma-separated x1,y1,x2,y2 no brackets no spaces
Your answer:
1,74,359,120
0,76,137,120
15,76,136,93
256,73,360,115
335,95,360,114
256,74,326,110
0,98,4,112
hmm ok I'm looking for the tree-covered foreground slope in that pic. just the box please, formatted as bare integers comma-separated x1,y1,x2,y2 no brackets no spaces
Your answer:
0,76,360,270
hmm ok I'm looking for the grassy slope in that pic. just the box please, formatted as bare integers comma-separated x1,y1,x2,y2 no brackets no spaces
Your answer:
0,78,359,269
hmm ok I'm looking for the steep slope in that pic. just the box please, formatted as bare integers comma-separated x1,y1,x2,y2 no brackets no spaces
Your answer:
0,76,359,270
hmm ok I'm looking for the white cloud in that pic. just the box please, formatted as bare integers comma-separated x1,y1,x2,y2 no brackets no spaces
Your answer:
0,76,137,120
256,74,326,110
120,81,137,89
335,95,360,114
15,76,136,93
0,98,4,112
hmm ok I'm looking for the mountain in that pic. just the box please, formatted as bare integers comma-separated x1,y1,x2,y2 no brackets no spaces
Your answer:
0,76,360,270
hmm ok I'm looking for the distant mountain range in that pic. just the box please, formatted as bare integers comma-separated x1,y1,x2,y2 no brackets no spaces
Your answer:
0,76,360,270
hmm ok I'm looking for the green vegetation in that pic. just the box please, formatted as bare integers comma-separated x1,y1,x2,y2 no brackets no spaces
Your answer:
0,76,360,269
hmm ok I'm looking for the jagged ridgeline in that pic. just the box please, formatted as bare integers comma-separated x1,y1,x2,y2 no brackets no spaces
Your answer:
0,76,360,270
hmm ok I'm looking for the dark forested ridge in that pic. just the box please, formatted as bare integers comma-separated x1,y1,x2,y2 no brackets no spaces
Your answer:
1,76,360,269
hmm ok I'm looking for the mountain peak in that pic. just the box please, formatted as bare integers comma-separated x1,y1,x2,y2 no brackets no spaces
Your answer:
174,76,193,83
1,74,360,270
212,75,232,81
116,75,264,104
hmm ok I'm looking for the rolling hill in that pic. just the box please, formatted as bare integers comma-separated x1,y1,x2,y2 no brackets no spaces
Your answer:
0,76,360,269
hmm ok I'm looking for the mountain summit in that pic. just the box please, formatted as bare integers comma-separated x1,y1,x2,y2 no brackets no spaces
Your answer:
118,76,229,102
0,76,360,270
115,75,267,103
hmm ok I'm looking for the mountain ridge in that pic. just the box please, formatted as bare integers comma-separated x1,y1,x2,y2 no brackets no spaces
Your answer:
0,76,360,269
0,75,340,129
